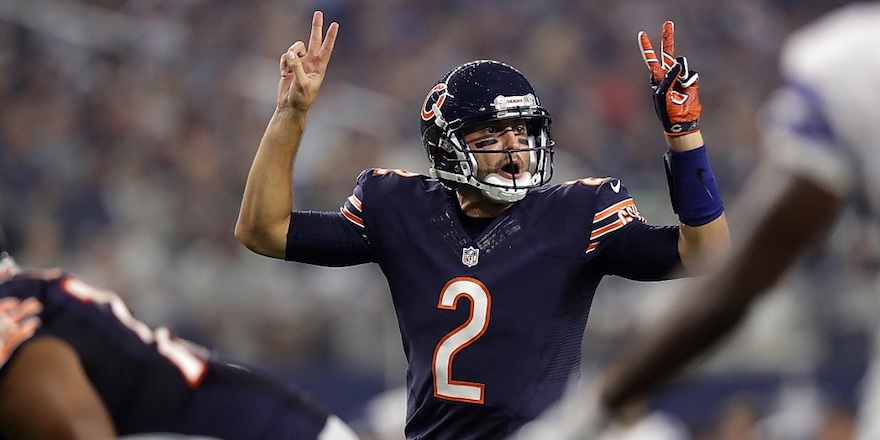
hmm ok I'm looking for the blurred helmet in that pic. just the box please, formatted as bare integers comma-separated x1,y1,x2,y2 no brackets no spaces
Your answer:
420,60,554,203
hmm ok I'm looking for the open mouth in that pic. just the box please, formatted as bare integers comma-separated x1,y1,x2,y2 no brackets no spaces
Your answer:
500,161,522,178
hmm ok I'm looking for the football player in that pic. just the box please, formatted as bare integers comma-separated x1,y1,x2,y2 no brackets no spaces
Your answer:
599,4,880,440
0,247,359,440
236,12,729,439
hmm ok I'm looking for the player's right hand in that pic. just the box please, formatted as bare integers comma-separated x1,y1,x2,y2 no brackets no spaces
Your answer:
0,297,42,368
638,21,701,136
277,11,339,113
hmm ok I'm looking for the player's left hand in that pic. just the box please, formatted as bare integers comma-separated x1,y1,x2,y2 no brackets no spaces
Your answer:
638,21,701,136
0,297,42,368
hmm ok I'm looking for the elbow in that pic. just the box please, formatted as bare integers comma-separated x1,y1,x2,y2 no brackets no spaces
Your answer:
234,219,266,254
233,221,251,247
233,216,288,259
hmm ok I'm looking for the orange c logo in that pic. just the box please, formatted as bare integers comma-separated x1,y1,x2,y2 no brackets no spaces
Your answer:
421,83,448,121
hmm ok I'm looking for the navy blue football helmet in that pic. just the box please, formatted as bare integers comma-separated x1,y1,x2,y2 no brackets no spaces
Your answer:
420,60,554,203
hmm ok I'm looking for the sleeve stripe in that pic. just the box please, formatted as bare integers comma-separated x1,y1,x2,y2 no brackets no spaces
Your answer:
341,207,364,228
347,194,363,210
589,198,645,244
585,242,599,254
591,219,626,241
594,198,635,222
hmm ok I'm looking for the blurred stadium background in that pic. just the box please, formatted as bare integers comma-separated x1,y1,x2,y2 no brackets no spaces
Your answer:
0,0,873,438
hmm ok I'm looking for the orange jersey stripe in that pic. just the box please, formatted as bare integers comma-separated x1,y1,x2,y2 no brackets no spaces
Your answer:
590,219,625,241
341,207,364,228
347,194,363,211
594,198,635,223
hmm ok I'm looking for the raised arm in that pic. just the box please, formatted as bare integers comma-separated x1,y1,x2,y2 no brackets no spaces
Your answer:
235,11,339,259
667,132,730,273
639,21,730,273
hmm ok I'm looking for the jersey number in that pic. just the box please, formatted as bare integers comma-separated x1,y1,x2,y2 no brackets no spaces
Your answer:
61,277,208,387
433,277,491,404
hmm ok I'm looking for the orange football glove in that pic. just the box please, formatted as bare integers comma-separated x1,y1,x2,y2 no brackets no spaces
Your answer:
638,21,701,136
0,297,42,368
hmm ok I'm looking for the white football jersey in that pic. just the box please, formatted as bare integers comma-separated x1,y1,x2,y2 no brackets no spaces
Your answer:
763,3,880,209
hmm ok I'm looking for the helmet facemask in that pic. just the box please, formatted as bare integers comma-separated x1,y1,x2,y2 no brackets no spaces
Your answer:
444,114,553,203
420,61,555,203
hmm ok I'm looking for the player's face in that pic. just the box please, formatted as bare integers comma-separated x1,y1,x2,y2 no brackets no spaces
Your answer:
463,119,531,181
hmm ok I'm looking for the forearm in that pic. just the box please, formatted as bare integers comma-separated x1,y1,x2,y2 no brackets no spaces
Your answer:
235,108,307,258
662,133,730,272
665,131,703,152
678,213,730,274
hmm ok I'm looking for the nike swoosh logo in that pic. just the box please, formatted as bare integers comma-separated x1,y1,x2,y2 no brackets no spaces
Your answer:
610,180,621,193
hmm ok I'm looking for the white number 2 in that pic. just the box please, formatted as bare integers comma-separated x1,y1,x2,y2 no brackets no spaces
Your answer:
61,277,208,387
433,277,491,404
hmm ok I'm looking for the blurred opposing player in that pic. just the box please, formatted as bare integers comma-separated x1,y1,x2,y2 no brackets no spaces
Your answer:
598,4,880,439
0,248,359,440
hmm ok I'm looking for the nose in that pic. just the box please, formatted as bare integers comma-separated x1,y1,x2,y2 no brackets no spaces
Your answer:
497,127,520,149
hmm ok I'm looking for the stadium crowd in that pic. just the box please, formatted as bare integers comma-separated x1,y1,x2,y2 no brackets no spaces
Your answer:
0,0,872,437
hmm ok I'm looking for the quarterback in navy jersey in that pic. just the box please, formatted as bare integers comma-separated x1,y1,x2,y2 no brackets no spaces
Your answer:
237,12,730,439
0,252,359,440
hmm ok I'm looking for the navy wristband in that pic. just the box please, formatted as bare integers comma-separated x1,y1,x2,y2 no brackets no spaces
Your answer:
663,146,724,226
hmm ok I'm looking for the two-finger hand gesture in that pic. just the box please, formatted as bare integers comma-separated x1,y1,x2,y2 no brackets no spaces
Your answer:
638,21,701,136
277,11,339,113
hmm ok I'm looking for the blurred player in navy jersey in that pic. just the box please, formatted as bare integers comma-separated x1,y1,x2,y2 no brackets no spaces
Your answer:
596,3,880,440
236,11,729,440
0,246,360,440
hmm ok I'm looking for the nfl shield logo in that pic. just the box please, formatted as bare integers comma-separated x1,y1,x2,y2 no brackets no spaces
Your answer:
461,246,480,267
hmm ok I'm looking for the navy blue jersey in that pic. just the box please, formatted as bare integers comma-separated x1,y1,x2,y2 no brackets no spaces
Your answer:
0,269,345,440
287,169,682,439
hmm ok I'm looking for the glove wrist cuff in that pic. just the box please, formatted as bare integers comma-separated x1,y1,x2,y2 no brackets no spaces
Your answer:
664,119,699,136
